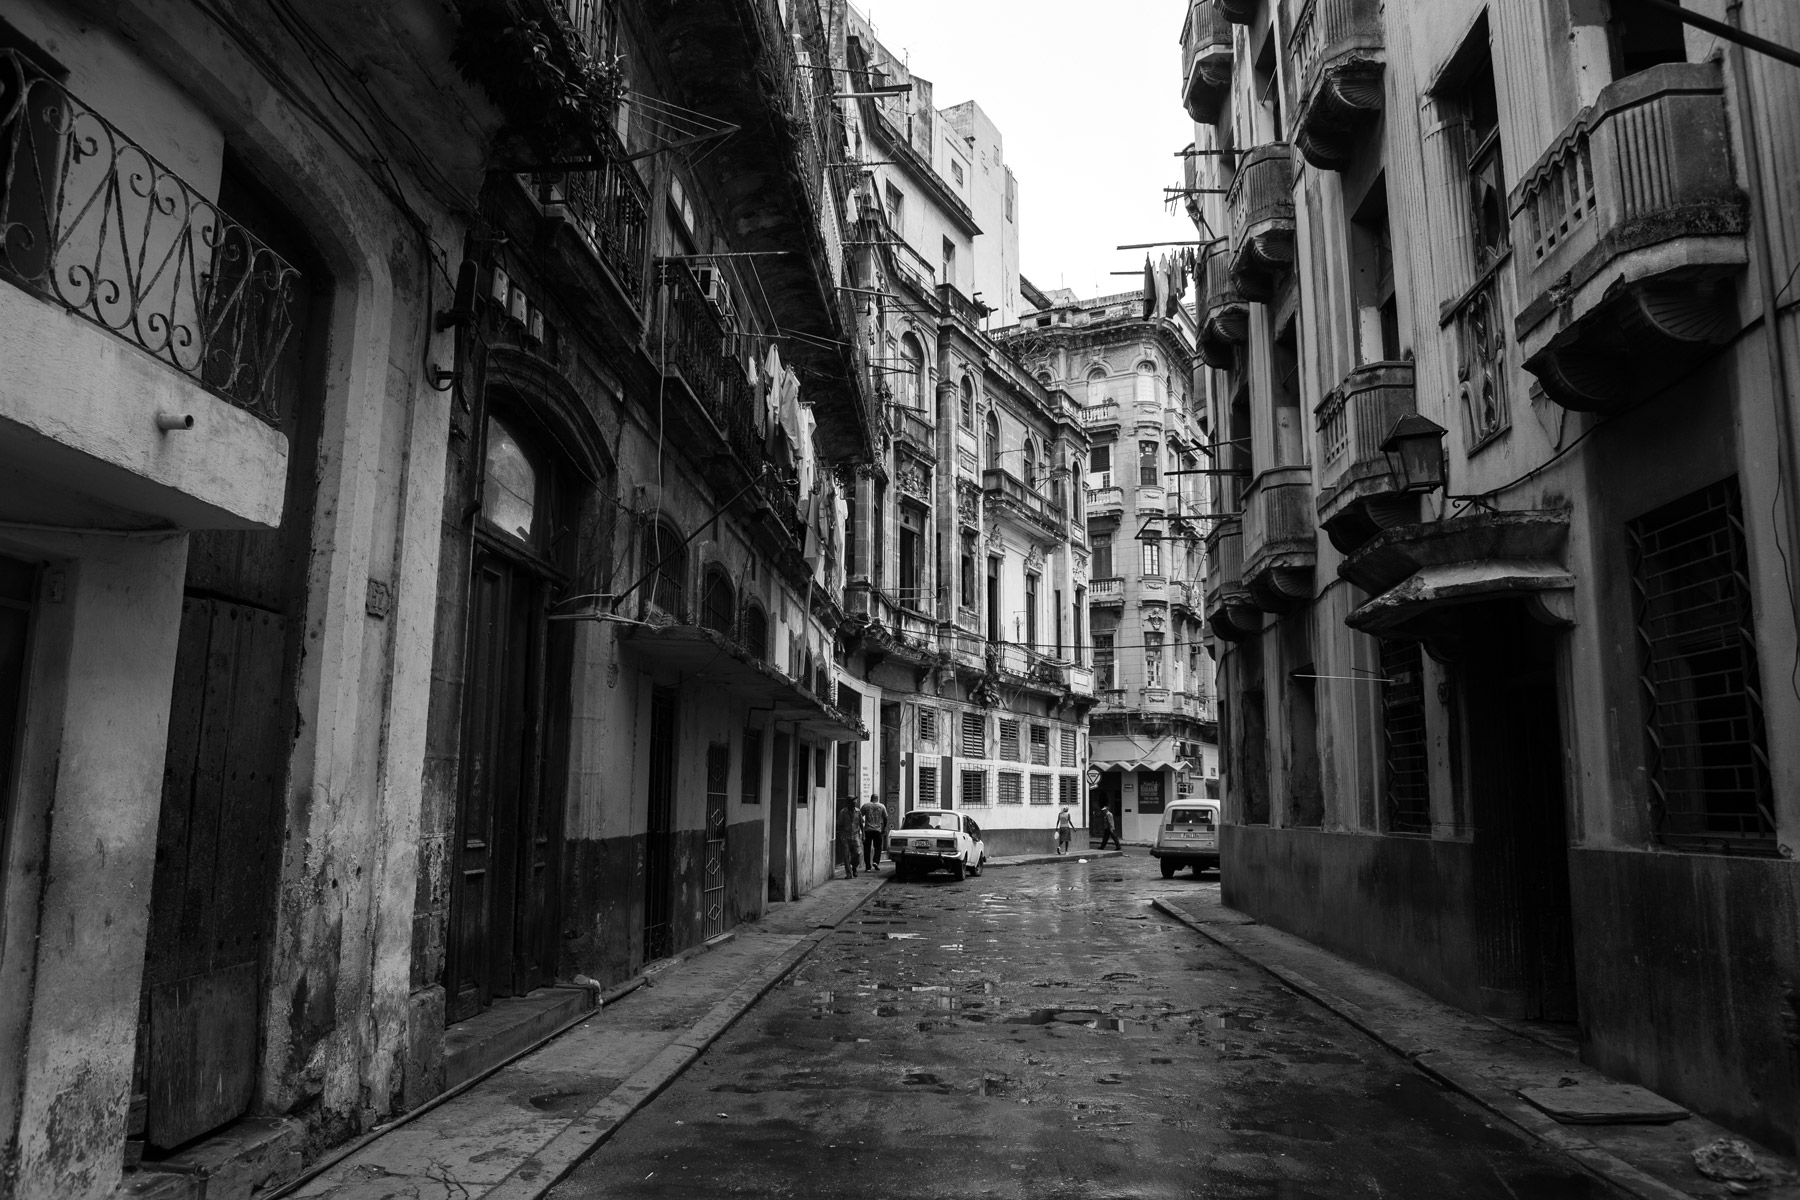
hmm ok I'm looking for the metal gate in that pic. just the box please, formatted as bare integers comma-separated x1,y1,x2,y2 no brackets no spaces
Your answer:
642,689,676,962
703,743,729,939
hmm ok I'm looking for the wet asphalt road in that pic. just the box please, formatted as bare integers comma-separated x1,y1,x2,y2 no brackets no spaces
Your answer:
550,849,1608,1199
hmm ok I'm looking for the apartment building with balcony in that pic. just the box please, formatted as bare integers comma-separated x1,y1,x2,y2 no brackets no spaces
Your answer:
1000,289,1217,845
1184,0,1800,1152
837,13,1094,855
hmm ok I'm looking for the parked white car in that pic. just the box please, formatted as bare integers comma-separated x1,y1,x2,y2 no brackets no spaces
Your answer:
1152,800,1221,878
888,810,986,880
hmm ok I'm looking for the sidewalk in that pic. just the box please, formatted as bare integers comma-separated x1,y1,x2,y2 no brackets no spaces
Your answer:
278,875,887,1200
1154,891,1800,1200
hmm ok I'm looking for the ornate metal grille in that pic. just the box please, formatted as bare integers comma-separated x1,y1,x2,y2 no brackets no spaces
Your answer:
1628,479,1775,851
959,768,986,806
1380,638,1431,834
1060,775,1079,806
0,50,300,424
1030,774,1053,805
998,771,1022,805
917,765,938,807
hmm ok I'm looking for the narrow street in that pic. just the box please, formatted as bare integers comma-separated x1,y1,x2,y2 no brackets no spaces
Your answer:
549,852,1605,1200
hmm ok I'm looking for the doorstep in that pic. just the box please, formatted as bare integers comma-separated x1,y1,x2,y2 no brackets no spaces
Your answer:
117,1117,305,1200
444,986,596,1090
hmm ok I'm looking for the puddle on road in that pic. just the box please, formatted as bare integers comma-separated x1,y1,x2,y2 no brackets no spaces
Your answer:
1004,1008,1138,1033
886,932,923,940
1209,1012,1262,1031
527,1089,598,1112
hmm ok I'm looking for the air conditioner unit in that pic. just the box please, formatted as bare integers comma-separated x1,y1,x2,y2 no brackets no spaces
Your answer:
692,267,736,324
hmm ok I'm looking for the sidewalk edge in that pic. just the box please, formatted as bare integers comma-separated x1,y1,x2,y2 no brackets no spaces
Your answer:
1150,898,1695,1200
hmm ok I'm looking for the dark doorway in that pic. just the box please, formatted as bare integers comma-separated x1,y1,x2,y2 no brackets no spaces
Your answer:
643,689,677,963
1462,602,1578,1022
769,733,792,900
879,702,901,813
703,743,728,940
1091,771,1123,838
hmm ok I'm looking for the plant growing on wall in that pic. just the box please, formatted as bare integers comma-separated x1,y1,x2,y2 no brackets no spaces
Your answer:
451,4,628,165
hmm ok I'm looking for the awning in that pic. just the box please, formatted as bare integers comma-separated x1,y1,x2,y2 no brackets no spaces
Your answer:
1346,559,1575,639
1092,737,1184,774
622,623,867,741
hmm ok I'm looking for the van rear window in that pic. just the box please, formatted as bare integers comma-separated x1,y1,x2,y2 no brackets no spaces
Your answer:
1168,808,1215,826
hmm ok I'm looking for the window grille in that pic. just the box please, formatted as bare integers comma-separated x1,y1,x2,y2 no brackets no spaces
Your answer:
998,771,1023,804
918,708,937,743
1029,725,1050,765
999,719,1021,761
960,769,987,806
1060,729,1077,767
1380,639,1430,833
741,729,762,804
1060,775,1079,806
960,711,986,758
1095,635,1115,689
1628,479,1775,850
918,765,939,807
1030,774,1052,805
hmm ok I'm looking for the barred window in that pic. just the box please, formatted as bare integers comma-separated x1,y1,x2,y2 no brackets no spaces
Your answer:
1381,639,1430,834
1030,774,1052,805
1060,728,1077,768
961,769,987,806
998,771,1023,804
960,711,986,758
1628,478,1775,850
741,728,762,804
919,708,937,744
1060,775,1079,806
918,765,939,807
1029,725,1050,765
999,719,1021,761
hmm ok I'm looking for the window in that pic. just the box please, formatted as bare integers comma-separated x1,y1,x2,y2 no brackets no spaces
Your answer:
997,771,1023,804
1139,440,1159,486
1145,632,1165,687
1457,49,1507,273
1628,478,1774,850
1024,573,1039,647
1054,587,1064,656
815,747,827,802
1091,443,1111,477
702,567,734,634
1092,536,1113,580
1073,587,1084,664
898,333,925,409
959,376,975,428
951,159,964,185
741,728,763,804
960,711,986,758
1022,439,1037,489
918,765,939,807
1059,775,1079,806
1609,1,1688,76
1086,368,1108,409
1060,728,1077,768
1350,178,1400,363
1381,639,1430,833
961,769,987,806
884,180,904,229
744,604,768,660
1005,174,1015,221
918,707,937,744
1095,634,1116,689
646,523,687,619
999,719,1021,761
1029,725,1050,766
959,537,977,610
898,506,923,608
1142,538,1162,577
984,411,1000,470
941,237,957,286
1030,775,1052,806
986,557,1001,641
483,418,539,544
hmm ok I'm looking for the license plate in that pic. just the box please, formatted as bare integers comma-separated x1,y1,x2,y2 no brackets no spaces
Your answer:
913,839,932,850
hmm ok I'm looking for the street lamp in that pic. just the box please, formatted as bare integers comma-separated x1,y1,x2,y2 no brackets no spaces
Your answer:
1380,414,1448,495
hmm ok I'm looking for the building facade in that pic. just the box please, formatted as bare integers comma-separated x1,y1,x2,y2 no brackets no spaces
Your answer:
1184,0,1800,1152
1001,290,1218,844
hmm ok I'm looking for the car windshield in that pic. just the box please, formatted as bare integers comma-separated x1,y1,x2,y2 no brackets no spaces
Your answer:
901,812,959,832
1168,807,1216,826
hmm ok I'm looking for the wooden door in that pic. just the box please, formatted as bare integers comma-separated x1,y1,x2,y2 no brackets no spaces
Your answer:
703,744,729,940
769,733,791,901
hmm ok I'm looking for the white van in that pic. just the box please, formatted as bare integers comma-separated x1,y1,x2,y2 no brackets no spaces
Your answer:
1151,800,1220,878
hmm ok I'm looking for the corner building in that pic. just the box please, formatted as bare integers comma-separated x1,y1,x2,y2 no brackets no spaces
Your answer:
1183,0,1800,1152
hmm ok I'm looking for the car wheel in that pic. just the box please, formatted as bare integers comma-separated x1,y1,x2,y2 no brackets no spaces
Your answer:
951,857,966,881
969,852,983,878
1160,858,1177,879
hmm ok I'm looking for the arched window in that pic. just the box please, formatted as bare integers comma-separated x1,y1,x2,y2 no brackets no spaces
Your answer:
646,523,687,619
984,410,999,471
1022,439,1038,489
702,566,735,634
744,604,768,660
1135,360,1158,406
899,334,925,410
1086,367,1107,409
483,417,540,546
959,375,975,429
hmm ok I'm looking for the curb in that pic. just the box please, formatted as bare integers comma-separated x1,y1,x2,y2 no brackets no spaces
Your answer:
1150,899,1694,1200
483,878,888,1200
990,850,1126,868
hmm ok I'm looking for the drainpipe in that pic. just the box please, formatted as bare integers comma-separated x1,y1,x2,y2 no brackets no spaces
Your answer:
1725,1,1800,728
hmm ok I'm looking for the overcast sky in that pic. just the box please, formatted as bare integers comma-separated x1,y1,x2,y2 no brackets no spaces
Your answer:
856,2,1197,304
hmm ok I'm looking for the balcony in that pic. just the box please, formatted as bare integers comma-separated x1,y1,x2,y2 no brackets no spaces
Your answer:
1226,144,1297,302
1204,518,1260,641
1086,486,1124,514
529,128,651,306
989,642,1068,692
1196,243,1249,369
1217,0,1261,23
1289,0,1386,171
891,405,936,459
1089,577,1125,605
0,50,300,427
1182,1,1235,124
1081,404,1120,428
939,282,986,330
982,467,1064,535
1240,466,1317,612
1313,361,1418,554
1136,485,1167,513
1512,62,1747,414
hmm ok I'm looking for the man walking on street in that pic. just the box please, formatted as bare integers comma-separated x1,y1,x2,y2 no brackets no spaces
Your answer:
860,793,889,872
1056,806,1074,854
837,798,859,878
1097,804,1121,851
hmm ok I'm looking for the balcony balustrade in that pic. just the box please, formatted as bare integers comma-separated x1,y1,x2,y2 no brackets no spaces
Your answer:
1081,404,1120,427
1196,242,1249,369
990,641,1067,689
1241,466,1316,612
0,49,301,424
938,281,985,329
1136,485,1167,512
1086,485,1123,513
1512,62,1747,413
891,405,936,457
1205,516,1260,640
1217,0,1261,23
1226,144,1297,302
1314,361,1417,553
529,120,650,301
655,260,727,404
1089,577,1124,602
982,467,1064,533
1288,0,1386,171
1182,1,1235,124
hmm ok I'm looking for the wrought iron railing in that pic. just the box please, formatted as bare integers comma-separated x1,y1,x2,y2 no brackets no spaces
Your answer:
534,133,649,299
0,49,300,425
938,282,984,327
982,467,1064,523
654,259,725,401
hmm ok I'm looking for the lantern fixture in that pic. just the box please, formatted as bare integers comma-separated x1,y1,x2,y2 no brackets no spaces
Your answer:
1380,414,1448,495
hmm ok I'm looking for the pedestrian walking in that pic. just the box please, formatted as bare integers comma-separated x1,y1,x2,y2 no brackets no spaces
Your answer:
837,799,859,878
860,793,889,871
1097,804,1121,851
1056,806,1073,854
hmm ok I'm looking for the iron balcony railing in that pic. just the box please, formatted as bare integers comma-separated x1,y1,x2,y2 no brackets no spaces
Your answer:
982,467,1064,524
0,49,300,425
938,282,984,328
890,404,935,456
532,128,650,300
